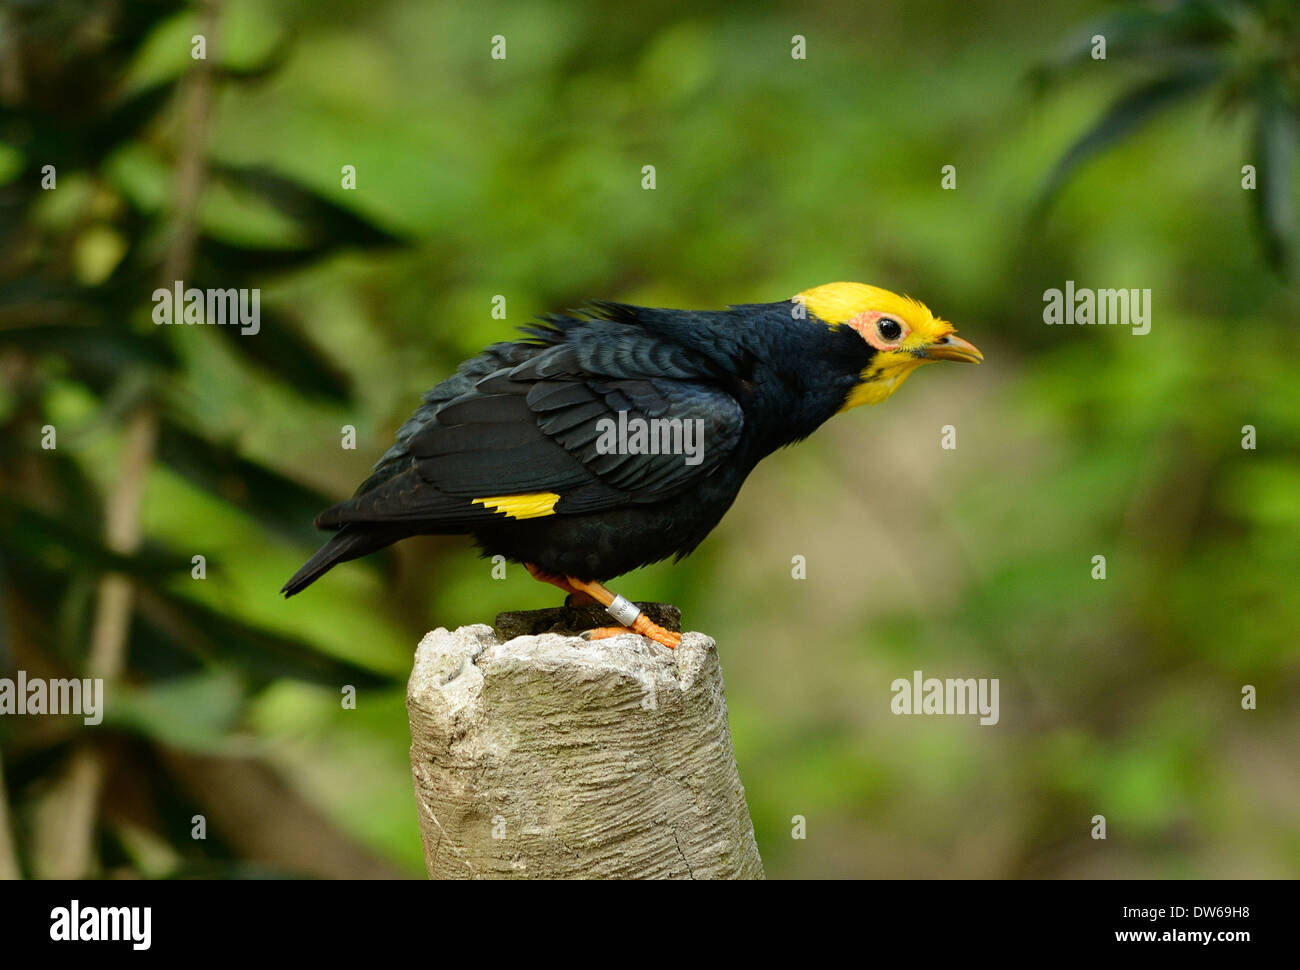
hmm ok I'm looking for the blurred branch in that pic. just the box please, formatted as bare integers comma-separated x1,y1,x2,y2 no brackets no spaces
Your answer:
41,407,156,877
44,0,223,879
161,751,409,879
0,753,19,879
88,407,159,683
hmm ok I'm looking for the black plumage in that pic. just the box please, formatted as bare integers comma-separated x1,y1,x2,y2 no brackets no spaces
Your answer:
281,299,874,596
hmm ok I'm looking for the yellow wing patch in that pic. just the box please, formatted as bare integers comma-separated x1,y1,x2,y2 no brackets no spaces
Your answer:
472,492,561,519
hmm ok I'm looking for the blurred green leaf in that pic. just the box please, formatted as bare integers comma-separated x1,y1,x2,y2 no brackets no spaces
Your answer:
211,164,404,251
1252,75,1297,273
155,420,338,546
85,81,178,166
108,670,246,753
214,306,352,403
1040,65,1223,207
0,323,176,374
1033,1,1231,89
138,586,395,689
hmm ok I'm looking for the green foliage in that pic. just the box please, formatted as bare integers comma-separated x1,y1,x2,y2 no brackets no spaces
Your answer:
0,0,1297,879
1037,0,1300,275
0,0,407,877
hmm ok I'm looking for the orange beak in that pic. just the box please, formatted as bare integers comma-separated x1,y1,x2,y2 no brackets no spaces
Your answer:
924,333,983,364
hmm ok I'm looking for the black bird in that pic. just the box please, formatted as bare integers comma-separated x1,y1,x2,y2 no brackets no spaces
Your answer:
282,282,982,647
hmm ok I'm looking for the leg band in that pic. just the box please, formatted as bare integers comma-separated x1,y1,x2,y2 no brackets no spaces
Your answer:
605,594,642,627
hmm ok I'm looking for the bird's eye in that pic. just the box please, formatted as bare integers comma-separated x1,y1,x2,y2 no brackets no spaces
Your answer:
876,318,903,341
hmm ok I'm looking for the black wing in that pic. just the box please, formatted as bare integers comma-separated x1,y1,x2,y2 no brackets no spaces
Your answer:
314,309,746,530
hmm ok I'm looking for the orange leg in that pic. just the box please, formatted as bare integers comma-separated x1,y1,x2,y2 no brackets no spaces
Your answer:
565,576,681,650
524,562,597,605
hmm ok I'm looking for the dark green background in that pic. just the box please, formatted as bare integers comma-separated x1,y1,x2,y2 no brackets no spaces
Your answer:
1,0,1297,878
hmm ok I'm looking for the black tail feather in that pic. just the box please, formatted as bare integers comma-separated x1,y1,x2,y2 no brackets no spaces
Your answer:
281,526,397,597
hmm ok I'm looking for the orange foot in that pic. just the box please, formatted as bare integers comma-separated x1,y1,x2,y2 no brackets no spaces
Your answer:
566,576,681,649
583,620,682,650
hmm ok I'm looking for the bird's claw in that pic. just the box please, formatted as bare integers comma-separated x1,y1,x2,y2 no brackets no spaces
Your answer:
582,623,680,649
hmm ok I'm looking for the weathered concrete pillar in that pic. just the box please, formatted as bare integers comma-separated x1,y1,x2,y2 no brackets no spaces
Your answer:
407,607,763,879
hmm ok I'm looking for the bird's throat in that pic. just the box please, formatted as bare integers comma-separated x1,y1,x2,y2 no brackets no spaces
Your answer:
838,357,927,412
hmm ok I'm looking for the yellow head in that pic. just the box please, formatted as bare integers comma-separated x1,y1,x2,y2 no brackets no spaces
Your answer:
795,281,982,411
